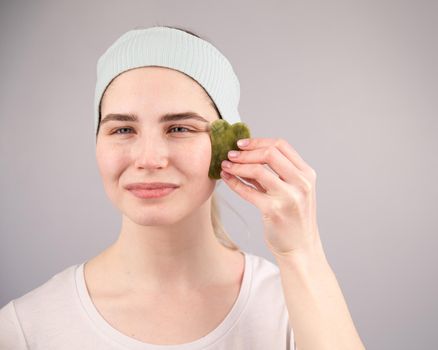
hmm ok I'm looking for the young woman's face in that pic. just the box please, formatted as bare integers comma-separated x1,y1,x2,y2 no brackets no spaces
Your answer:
96,66,220,226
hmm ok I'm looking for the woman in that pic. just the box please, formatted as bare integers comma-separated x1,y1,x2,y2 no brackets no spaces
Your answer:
0,26,365,349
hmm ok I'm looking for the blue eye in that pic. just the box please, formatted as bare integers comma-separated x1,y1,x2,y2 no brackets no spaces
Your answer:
169,126,192,133
113,127,133,134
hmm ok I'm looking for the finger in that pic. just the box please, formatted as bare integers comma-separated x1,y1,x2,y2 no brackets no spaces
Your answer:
237,137,313,173
221,170,268,211
221,161,284,195
239,175,267,193
228,146,311,187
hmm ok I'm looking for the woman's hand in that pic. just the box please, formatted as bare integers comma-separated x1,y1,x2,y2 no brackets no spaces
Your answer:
220,137,324,259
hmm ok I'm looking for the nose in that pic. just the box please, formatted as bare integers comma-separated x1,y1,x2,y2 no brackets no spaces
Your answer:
131,133,169,170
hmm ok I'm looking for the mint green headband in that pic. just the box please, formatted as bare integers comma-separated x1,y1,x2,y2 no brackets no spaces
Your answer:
94,26,241,139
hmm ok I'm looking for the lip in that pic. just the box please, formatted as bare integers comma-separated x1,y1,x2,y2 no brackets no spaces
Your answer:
125,182,179,190
128,187,177,199
125,182,179,199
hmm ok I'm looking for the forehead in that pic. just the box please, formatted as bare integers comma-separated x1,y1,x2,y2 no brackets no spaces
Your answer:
100,66,219,123
104,66,210,100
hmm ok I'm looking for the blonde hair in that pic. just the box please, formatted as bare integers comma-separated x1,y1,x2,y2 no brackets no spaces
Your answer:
210,192,241,251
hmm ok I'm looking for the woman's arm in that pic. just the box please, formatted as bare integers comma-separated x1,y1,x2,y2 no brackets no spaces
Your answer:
219,137,366,349
275,244,366,350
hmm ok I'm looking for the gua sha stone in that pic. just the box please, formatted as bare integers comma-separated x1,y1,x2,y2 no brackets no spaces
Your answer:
208,119,251,179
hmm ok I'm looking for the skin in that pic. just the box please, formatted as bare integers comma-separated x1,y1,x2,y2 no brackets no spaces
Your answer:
219,133,365,348
88,66,244,298
88,65,364,348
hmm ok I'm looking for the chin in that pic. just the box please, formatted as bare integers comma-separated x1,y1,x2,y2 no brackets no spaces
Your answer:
116,184,214,226
129,216,177,227
124,203,192,227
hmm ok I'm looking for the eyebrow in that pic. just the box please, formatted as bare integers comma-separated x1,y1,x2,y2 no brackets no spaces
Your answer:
100,112,209,126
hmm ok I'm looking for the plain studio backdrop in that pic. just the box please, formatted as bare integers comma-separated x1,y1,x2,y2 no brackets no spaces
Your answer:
0,0,437,348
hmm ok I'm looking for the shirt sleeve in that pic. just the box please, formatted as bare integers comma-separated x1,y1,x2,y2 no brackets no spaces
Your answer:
0,300,28,350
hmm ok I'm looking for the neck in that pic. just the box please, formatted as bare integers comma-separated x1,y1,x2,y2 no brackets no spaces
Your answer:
95,200,238,294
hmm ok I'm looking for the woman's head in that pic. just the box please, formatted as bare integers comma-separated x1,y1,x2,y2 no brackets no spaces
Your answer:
93,25,242,250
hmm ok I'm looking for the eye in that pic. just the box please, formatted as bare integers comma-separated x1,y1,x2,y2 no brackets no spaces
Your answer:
168,125,194,133
112,127,133,134
109,125,195,136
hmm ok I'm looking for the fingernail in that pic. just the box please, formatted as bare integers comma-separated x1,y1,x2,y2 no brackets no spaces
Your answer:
222,160,232,168
228,150,239,158
237,139,249,147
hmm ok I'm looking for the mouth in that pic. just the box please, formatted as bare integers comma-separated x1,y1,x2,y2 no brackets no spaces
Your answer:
127,187,178,199
125,182,179,190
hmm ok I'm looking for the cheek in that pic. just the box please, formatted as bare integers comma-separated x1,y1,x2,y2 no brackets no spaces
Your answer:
95,146,125,179
183,141,212,173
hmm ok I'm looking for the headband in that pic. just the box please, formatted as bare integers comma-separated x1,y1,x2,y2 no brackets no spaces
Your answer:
94,26,242,139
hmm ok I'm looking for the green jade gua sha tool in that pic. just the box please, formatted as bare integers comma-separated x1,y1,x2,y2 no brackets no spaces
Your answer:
208,119,251,179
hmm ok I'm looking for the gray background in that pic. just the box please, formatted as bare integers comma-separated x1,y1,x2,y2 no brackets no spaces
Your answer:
1,0,437,348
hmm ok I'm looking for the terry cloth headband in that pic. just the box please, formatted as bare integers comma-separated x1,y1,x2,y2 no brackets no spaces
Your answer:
94,26,242,139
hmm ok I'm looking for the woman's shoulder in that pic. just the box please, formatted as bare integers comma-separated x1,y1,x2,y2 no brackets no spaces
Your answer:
240,251,292,344
1,263,80,316
243,250,283,293
245,250,281,276
0,263,81,347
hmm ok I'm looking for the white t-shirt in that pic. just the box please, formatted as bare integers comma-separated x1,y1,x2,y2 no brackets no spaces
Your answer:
0,251,295,349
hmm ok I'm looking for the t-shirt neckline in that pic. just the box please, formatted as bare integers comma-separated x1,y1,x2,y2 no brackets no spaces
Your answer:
74,250,253,349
